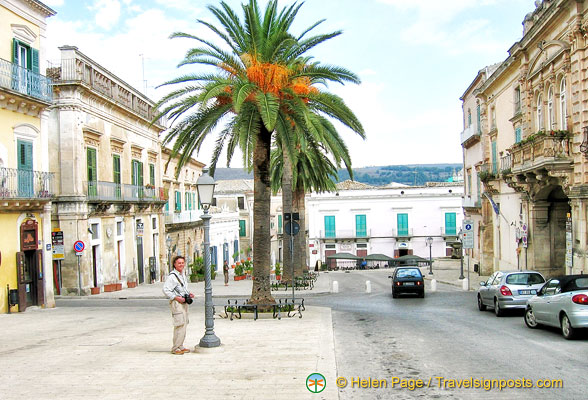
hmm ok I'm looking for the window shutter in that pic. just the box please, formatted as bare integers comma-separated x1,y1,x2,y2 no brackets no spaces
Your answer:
149,163,155,186
113,155,121,183
12,39,18,63
87,148,97,182
31,48,39,73
138,162,144,186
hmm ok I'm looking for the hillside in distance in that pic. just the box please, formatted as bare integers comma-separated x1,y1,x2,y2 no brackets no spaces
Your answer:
214,163,462,186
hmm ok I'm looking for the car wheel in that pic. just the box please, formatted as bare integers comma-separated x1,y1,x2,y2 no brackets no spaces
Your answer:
392,290,398,299
419,290,425,298
494,299,503,317
477,295,486,311
524,308,539,329
561,314,576,340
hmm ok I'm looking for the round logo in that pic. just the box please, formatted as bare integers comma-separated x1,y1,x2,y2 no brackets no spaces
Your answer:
306,373,326,393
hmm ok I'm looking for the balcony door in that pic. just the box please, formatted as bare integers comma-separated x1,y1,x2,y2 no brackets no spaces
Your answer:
17,140,33,197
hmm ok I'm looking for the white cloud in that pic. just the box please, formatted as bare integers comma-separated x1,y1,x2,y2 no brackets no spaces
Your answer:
376,0,516,55
91,0,122,30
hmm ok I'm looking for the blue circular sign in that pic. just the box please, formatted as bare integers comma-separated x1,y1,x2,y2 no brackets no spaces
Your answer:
74,240,85,252
465,224,472,231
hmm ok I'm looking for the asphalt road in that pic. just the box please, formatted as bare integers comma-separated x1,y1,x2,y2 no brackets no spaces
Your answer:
306,269,587,400
58,270,587,400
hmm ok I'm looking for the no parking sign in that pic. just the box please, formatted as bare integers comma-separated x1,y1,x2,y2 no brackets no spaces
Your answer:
74,240,85,255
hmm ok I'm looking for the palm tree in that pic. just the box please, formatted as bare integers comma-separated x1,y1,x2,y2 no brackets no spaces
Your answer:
156,0,364,304
271,133,349,279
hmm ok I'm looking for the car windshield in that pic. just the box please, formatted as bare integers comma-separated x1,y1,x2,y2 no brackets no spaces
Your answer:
396,268,421,278
505,273,544,285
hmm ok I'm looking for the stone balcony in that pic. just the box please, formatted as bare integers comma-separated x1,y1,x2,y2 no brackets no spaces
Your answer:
503,131,573,194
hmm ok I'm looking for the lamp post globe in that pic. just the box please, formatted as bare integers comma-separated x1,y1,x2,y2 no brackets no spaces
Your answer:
196,170,220,348
426,237,434,275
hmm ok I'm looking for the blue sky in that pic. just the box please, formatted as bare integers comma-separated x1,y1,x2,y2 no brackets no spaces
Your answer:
43,0,537,168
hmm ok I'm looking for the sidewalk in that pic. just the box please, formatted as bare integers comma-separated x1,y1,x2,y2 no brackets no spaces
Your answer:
421,257,490,291
2,273,337,400
56,271,333,300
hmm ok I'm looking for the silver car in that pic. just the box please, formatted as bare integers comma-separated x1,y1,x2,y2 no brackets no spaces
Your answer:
524,275,588,339
477,270,545,317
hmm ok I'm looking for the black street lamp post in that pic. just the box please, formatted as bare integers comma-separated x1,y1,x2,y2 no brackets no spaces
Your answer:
426,237,434,275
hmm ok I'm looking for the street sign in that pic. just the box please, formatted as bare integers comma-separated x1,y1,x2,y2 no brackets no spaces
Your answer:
136,222,144,237
462,220,474,249
521,223,528,248
52,230,65,260
566,213,573,269
285,221,300,236
74,240,85,253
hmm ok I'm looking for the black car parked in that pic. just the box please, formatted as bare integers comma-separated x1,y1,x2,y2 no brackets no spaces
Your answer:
390,267,425,298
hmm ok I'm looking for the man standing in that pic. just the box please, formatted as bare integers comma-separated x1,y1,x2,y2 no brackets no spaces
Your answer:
223,260,229,286
163,256,194,355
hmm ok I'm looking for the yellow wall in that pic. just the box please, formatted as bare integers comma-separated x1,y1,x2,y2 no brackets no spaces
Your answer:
0,109,41,169
0,5,42,60
0,212,42,313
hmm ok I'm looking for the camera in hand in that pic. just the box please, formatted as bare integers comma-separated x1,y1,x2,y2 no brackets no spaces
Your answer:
183,294,193,305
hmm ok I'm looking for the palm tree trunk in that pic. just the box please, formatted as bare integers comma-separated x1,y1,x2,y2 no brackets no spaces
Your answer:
294,185,306,277
250,125,275,305
281,146,294,283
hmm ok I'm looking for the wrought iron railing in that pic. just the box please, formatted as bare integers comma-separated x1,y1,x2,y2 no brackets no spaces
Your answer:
0,58,52,103
0,167,55,199
85,181,168,202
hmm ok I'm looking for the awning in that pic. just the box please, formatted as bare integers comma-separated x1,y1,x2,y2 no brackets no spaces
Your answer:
364,253,395,261
326,252,360,260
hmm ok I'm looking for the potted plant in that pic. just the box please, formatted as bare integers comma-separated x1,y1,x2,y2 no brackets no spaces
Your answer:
190,256,204,282
234,263,245,281
244,257,253,278
274,262,282,280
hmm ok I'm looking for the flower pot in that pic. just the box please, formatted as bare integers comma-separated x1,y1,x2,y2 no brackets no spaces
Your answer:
234,275,246,281
276,275,281,281
90,287,100,295
127,281,138,288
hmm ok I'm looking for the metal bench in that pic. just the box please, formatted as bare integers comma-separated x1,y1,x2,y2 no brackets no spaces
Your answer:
214,297,305,320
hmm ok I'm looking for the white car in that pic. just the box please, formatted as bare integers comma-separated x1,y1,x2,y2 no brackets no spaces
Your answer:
524,275,588,339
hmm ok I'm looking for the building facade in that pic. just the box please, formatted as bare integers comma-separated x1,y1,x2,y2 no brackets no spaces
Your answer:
307,181,464,269
0,0,55,313
462,0,588,278
162,151,241,276
47,46,167,296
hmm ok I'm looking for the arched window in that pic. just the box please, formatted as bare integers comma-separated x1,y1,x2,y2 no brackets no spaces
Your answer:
537,94,543,131
560,79,567,130
547,86,554,129
468,109,472,127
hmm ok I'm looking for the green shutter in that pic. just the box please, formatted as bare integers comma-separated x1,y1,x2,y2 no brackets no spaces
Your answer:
138,161,144,186
445,213,456,235
87,148,97,197
397,214,408,236
515,127,522,143
239,220,246,237
131,160,137,186
356,214,366,237
12,39,18,63
278,214,283,233
149,163,155,186
324,216,335,237
30,48,39,73
476,105,481,133
17,140,33,197
113,155,121,198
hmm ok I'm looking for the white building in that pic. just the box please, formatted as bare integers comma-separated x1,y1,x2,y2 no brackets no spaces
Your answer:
307,181,464,269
